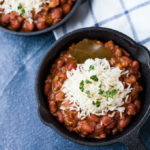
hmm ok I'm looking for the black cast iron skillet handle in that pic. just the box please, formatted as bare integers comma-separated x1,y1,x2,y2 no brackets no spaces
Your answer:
120,129,146,150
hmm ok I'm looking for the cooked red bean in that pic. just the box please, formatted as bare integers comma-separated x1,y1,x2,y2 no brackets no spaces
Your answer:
81,122,94,134
57,59,65,68
60,0,67,5
115,63,122,69
44,83,51,96
101,115,112,126
9,20,21,30
53,80,62,91
125,75,136,84
107,121,116,129
99,133,106,139
132,83,143,94
118,117,131,129
104,41,115,52
68,126,73,132
64,116,74,126
58,72,67,79
49,0,60,8
17,16,24,23
45,40,142,139
132,61,139,69
137,72,141,79
49,101,57,113
36,21,47,30
1,14,10,25
68,0,74,5
120,56,130,67
62,3,71,15
10,14,17,20
115,46,122,57
134,100,141,113
122,49,130,57
94,124,104,134
109,57,117,66
0,8,4,12
67,62,77,71
127,103,136,115
51,8,63,24
87,115,99,122
112,128,118,134
57,111,64,123
23,21,34,32
137,85,143,92
48,93,55,101
45,15,53,25
55,91,65,102
125,96,132,104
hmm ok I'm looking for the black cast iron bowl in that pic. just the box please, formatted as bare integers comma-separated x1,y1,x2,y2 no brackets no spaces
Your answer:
0,0,81,36
36,27,150,150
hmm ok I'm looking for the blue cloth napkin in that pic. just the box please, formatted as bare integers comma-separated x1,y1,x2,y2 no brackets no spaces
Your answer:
0,0,150,150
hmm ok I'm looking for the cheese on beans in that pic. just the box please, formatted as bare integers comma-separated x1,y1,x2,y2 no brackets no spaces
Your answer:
60,58,132,119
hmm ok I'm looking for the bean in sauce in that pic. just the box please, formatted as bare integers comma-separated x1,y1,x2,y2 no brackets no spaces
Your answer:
0,0,76,32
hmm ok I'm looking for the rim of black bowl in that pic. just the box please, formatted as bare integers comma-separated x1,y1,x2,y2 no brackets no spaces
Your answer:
35,27,150,146
0,0,81,36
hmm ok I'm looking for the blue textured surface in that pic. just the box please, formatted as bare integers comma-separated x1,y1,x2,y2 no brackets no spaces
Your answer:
0,30,150,150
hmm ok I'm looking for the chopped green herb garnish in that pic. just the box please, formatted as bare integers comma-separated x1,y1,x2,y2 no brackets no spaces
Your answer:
90,75,98,82
86,90,91,98
18,3,25,16
89,65,94,72
18,3,22,9
79,80,84,92
106,90,111,101
21,8,25,16
99,84,102,88
92,100,101,107
111,89,119,98
99,89,104,95
85,80,92,84
98,84,104,95
106,89,119,101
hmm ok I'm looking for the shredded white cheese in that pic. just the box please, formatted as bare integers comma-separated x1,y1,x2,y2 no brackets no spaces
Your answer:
0,0,50,22
60,58,132,120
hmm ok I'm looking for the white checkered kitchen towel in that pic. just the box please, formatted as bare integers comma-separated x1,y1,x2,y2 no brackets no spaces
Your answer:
53,0,150,50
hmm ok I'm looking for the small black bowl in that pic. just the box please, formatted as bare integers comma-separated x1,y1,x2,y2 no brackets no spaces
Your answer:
0,0,81,36
36,27,150,150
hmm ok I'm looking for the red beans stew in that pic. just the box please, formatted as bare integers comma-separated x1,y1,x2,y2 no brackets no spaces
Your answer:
44,40,143,139
0,0,76,32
